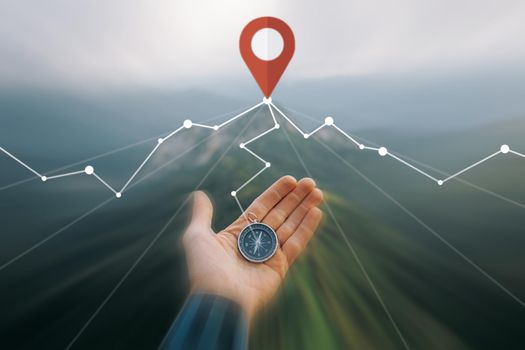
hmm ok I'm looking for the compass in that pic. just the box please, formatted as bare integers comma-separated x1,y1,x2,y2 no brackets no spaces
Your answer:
238,215,278,263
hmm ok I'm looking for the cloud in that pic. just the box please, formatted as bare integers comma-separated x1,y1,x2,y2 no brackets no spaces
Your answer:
0,0,524,90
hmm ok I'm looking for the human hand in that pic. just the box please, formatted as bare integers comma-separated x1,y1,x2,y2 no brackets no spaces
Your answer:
182,176,323,323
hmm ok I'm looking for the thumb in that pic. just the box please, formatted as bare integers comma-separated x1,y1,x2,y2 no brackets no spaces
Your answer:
190,191,214,229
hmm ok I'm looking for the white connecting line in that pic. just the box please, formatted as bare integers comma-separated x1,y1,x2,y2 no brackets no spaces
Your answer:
0,102,263,199
272,104,525,185
1,97,524,204
230,98,280,209
231,98,525,206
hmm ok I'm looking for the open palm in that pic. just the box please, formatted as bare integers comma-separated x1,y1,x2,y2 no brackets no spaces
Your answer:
183,176,323,322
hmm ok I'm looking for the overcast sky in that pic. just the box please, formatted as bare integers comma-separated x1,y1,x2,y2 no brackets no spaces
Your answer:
0,0,524,91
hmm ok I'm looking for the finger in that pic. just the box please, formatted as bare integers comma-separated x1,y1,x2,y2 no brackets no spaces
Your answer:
190,191,213,229
282,207,323,265
276,188,323,245
238,175,297,223
262,178,316,230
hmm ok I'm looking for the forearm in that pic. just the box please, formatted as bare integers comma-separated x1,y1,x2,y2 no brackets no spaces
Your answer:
159,293,248,350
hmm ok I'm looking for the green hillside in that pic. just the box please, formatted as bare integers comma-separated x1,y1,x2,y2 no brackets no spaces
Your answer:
1,106,524,349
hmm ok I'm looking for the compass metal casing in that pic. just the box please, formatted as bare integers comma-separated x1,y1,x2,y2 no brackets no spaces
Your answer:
237,222,278,263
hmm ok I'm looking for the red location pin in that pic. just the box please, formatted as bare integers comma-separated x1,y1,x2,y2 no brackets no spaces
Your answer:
240,17,295,98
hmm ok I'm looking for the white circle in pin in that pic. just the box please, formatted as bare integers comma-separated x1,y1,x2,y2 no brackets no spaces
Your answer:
251,28,284,61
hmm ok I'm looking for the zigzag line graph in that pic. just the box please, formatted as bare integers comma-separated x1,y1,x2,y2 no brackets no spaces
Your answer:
3,15,525,350
2,97,524,210
3,96,525,350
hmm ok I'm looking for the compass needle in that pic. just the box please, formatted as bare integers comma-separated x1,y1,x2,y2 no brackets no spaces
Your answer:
238,221,278,263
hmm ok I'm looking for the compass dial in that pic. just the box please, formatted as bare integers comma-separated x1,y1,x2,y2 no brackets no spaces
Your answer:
238,223,278,263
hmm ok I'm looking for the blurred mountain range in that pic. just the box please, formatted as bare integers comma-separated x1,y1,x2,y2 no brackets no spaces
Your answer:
1,85,524,349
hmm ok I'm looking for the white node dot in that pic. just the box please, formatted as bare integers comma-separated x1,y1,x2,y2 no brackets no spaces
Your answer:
213,125,219,131
239,143,245,149
378,147,388,156
359,144,365,150
84,166,94,175
263,97,272,104
116,192,122,198
304,134,309,139
274,123,280,129
500,144,510,154
231,191,237,197
183,119,192,129
437,180,443,186
265,162,271,168
157,138,164,144
41,176,47,182
324,116,334,126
